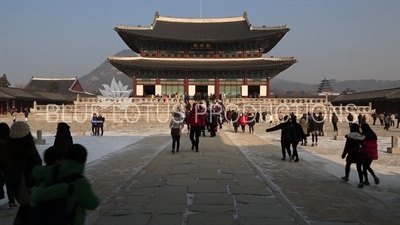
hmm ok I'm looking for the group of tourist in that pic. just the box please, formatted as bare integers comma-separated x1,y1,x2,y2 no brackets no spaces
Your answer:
341,123,380,188
0,121,99,224
91,113,105,136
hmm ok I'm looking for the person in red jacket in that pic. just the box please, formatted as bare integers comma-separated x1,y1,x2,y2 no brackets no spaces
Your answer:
360,123,380,185
187,103,206,152
239,113,248,133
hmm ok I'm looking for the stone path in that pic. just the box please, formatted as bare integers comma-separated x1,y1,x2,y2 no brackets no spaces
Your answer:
0,120,399,225
226,129,400,225
90,131,307,225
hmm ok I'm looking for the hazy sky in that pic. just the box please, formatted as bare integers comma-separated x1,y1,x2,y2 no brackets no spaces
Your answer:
1,0,399,86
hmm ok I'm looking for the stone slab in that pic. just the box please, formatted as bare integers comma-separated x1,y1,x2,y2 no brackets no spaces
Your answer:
188,185,228,194
118,187,156,196
199,180,219,186
96,214,151,225
235,195,280,205
230,186,272,196
142,203,187,214
189,204,236,213
147,214,184,225
237,204,293,218
239,217,297,225
198,173,234,180
187,213,239,225
233,175,267,188
194,193,234,205
147,194,187,205
221,168,258,175
154,186,187,195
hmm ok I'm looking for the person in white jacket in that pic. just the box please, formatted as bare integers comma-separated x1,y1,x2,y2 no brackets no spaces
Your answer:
169,112,185,154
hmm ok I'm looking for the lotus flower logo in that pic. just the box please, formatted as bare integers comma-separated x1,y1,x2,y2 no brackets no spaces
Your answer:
97,78,133,109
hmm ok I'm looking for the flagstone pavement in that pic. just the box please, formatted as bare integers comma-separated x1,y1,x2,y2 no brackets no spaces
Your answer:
0,120,399,225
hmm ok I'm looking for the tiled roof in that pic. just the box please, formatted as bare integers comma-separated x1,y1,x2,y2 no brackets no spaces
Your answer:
332,87,400,102
25,77,84,95
0,87,70,102
0,91,15,99
107,56,297,70
115,12,289,52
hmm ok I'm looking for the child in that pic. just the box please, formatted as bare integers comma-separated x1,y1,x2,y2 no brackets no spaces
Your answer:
59,144,100,224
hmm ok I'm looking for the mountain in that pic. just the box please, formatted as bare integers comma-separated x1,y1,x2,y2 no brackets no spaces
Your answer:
79,49,136,93
79,49,400,93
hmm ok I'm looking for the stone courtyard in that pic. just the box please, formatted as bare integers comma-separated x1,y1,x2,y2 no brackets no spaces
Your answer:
0,115,399,225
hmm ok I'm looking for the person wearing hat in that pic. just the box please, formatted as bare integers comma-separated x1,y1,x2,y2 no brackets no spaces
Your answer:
53,122,73,156
0,121,42,223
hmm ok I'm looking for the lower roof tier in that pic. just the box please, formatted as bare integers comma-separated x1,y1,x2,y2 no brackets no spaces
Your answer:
107,56,297,73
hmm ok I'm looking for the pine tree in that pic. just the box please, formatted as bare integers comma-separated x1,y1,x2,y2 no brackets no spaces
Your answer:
0,74,11,87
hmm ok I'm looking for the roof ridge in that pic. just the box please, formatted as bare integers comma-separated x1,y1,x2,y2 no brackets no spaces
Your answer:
107,56,297,62
31,77,77,81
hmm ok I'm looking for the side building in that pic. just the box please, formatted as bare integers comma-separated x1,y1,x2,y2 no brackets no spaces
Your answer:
107,12,297,99
331,87,400,113
0,87,73,114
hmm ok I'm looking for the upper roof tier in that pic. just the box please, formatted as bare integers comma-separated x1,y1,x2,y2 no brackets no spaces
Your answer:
107,56,297,71
115,12,289,52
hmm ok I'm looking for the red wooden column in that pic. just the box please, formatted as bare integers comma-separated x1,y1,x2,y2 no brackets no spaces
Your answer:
184,74,188,94
266,77,271,98
133,77,137,97
156,77,161,85
215,77,220,100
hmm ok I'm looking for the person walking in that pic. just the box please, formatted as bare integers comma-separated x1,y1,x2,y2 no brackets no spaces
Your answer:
239,113,248,133
372,112,377,125
309,113,319,146
384,114,391,130
97,113,105,136
299,114,309,146
187,103,206,152
266,115,293,161
231,110,239,133
0,123,17,209
347,113,354,127
378,113,385,126
0,121,42,223
360,123,380,185
247,113,255,134
53,122,73,155
332,113,339,132
169,113,184,154
341,123,366,188
290,115,305,162
91,113,98,136
24,109,29,122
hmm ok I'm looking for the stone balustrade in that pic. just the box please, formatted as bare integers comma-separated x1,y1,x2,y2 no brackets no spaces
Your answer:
30,98,372,123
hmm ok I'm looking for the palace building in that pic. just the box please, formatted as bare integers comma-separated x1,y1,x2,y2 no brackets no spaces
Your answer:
107,12,297,99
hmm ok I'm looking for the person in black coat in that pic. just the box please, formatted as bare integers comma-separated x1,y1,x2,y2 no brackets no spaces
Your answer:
290,115,305,162
247,113,255,134
97,113,105,136
231,111,239,133
266,115,293,161
53,122,73,156
210,110,219,137
0,121,42,221
341,123,365,188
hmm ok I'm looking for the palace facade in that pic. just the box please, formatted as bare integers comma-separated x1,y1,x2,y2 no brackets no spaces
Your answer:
107,12,297,99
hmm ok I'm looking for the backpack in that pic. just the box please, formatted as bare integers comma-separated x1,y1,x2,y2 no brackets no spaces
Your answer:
33,166,83,225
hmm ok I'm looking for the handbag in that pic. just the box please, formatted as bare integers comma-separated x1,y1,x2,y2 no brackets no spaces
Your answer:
17,156,31,205
171,128,180,136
